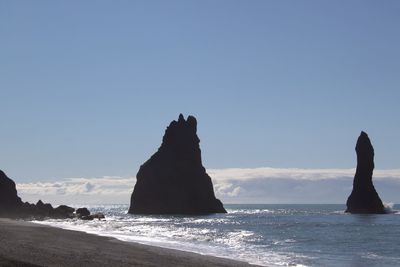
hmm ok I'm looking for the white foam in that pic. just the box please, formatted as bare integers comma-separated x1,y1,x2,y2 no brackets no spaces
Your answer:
226,209,275,214
32,215,307,267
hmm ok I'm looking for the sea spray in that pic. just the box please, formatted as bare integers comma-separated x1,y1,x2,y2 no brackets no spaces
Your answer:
383,202,396,214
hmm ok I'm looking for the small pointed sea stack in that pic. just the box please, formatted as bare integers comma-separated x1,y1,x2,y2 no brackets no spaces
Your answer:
346,131,386,214
129,114,226,214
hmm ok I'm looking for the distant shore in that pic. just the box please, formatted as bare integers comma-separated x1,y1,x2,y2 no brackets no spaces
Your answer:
0,218,255,267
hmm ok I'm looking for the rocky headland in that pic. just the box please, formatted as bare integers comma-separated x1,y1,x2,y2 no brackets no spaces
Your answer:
129,114,226,214
0,170,103,220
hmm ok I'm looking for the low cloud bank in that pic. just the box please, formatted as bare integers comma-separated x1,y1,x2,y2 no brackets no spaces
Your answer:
17,168,400,205
17,176,136,205
209,167,400,204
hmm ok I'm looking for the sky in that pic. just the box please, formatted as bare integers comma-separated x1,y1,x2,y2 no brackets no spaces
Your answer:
1,1,400,204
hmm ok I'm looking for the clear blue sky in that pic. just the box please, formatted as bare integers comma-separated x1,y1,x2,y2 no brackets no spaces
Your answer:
1,1,399,182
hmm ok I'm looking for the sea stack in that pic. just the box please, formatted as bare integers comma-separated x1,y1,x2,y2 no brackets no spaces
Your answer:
346,131,386,214
129,114,226,214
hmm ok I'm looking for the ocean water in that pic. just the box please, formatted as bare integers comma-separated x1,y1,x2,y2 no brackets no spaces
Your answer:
33,204,400,267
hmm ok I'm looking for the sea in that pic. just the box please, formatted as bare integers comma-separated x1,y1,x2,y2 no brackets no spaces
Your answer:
33,204,400,267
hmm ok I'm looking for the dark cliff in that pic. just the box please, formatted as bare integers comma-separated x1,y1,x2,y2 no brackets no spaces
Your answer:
0,170,100,219
346,131,386,214
0,170,22,213
129,114,226,214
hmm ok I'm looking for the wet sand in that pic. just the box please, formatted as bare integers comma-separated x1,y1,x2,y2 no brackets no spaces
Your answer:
0,218,255,267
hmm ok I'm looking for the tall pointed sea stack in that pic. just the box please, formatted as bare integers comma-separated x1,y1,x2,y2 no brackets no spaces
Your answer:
346,131,386,214
129,114,226,214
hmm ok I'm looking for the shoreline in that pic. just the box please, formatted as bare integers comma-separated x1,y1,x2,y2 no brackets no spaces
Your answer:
0,218,257,267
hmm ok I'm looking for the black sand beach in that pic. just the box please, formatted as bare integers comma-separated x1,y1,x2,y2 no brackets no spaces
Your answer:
0,218,254,267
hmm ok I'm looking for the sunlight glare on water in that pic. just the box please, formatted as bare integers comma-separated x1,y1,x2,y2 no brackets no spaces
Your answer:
33,204,400,267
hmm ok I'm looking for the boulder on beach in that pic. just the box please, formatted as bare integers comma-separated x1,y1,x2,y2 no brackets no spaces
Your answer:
53,205,76,218
35,200,54,216
346,131,386,214
129,114,226,214
81,213,105,220
76,207,91,217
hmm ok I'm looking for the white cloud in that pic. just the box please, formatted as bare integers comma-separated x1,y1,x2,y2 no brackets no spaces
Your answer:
17,176,136,205
208,167,400,181
209,168,400,204
16,168,400,205
214,183,242,197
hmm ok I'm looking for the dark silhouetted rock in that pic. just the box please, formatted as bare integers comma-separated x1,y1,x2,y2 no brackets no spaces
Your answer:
35,200,54,216
129,114,226,215
53,205,75,218
21,202,36,211
93,213,105,219
81,213,105,220
76,207,91,217
346,131,386,214
0,170,22,214
0,169,85,219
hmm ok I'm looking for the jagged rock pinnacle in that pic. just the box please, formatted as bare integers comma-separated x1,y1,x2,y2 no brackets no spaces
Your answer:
129,114,226,214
